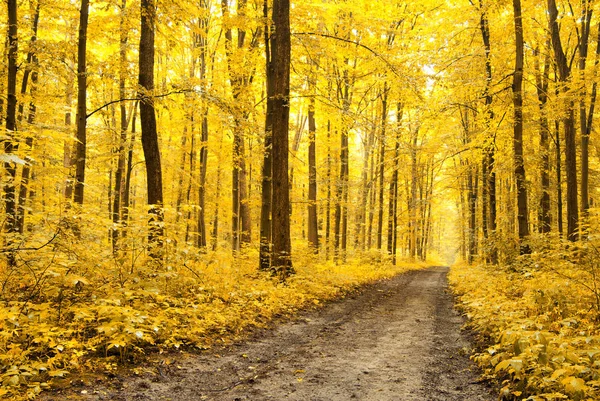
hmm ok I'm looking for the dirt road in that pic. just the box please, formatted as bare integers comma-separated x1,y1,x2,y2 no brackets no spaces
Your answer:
46,266,496,401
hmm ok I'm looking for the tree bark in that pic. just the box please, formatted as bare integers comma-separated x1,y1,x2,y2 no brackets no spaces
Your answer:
197,1,210,249
579,0,593,225
112,0,129,252
534,44,551,233
512,0,530,251
548,0,578,241
376,84,388,250
260,0,274,270
3,0,18,251
307,94,319,251
74,0,89,206
478,0,497,263
270,0,293,276
16,1,40,234
139,0,164,257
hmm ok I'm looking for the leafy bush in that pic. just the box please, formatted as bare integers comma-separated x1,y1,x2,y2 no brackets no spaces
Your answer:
450,240,600,400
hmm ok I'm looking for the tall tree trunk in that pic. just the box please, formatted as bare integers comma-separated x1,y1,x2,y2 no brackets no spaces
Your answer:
513,0,530,250
534,44,551,233
410,130,419,259
197,2,210,249
579,0,593,226
74,0,89,206
325,120,332,259
478,0,497,263
16,1,40,234
139,0,164,257
270,0,293,276
222,0,253,252
259,0,273,270
376,84,388,250
334,69,351,261
112,0,129,252
548,0,578,241
387,105,402,261
307,94,319,251
555,118,563,235
4,0,18,253
122,102,137,233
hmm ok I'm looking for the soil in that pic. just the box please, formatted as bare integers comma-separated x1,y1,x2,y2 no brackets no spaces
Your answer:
43,266,497,401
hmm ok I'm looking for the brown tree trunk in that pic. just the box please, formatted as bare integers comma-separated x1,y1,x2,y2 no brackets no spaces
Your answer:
376,84,388,250
270,0,293,276
513,0,530,251
307,94,319,251
16,1,40,234
197,3,210,249
478,0,497,263
554,118,563,235
334,70,351,261
259,0,273,270
74,0,89,206
579,1,593,226
122,102,137,230
325,120,332,259
112,0,129,252
139,0,164,257
222,0,253,252
548,0,578,241
534,44,551,233
3,0,18,251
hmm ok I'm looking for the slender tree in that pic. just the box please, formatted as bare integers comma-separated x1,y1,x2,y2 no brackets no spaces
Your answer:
512,0,530,250
270,0,293,277
259,0,274,270
139,0,164,257
307,90,319,251
74,0,89,206
15,0,40,234
3,0,18,258
548,0,578,241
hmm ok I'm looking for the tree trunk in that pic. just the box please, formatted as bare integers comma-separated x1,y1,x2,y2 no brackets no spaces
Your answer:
3,0,18,251
112,0,129,252
222,0,253,252
513,0,530,251
307,94,319,251
74,0,89,206
197,3,210,249
16,1,40,234
548,0,578,241
555,118,563,235
259,0,274,270
325,120,332,259
139,0,164,257
534,44,551,233
122,102,137,230
376,84,388,250
478,0,497,263
579,0,593,226
269,0,293,276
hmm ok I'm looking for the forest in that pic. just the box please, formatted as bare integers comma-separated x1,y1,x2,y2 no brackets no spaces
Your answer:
1,0,600,399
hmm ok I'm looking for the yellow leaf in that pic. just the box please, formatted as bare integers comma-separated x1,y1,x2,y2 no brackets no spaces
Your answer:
551,369,567,381
561,376,586,394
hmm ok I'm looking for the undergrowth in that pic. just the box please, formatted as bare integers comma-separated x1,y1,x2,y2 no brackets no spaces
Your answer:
0,225,433,400
449,237,600,401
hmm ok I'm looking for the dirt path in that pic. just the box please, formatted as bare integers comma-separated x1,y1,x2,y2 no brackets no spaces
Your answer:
45,266,496,401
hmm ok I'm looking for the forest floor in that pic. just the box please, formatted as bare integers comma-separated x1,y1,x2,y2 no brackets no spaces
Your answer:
41,266,497,401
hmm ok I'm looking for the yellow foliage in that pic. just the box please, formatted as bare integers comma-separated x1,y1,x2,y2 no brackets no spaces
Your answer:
0,237,434,400
450,260,600,400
